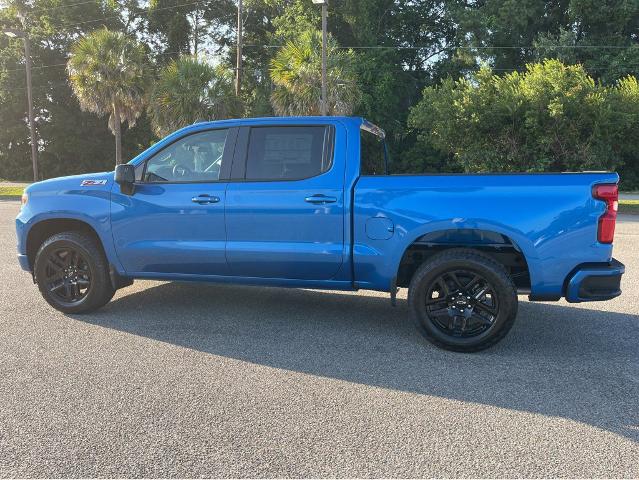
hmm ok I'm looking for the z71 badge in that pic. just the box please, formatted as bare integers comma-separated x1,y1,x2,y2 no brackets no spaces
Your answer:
80,179,107,186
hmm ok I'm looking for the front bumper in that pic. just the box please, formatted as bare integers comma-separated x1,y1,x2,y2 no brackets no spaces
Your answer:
17,254,30,272
565,259,624,303
16,211,30,272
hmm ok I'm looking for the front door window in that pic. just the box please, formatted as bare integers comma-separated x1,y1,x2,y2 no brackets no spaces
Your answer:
144,129,228,183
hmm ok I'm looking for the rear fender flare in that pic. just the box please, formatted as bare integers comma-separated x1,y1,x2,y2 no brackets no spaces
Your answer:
392,218,542,289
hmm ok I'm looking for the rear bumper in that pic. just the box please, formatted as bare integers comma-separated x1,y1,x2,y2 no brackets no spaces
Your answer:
565,259,624,303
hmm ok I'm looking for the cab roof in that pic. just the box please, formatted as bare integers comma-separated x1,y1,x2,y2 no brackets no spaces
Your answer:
190,116,384,138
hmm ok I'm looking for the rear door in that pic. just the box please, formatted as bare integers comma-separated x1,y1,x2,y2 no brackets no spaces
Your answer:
225,123,346,280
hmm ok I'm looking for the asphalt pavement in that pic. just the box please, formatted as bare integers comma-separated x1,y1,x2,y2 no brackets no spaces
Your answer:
0,200,637,478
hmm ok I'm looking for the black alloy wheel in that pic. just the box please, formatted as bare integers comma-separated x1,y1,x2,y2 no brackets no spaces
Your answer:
408,249,518,352
425,269,498,338
34,232,115,314
43,246,92,306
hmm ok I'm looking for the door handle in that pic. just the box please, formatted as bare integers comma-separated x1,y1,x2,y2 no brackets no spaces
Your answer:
191,194,220,204
305,194,337,204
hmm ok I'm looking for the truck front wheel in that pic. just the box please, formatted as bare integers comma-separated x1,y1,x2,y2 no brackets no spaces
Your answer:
408,249,518,352
34,232,115,314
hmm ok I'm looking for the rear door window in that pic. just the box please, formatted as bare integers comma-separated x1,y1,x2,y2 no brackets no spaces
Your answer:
244,126,332,181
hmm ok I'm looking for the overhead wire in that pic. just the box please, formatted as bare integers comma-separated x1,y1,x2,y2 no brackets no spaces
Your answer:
3,43,637,75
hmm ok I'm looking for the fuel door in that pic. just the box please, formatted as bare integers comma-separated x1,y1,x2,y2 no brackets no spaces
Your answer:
366,216,394,240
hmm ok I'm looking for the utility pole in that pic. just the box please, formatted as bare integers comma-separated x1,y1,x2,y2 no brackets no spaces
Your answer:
24,33,38,180
235,0,242,96
320,1,327,115
312,1,328,115
3,24,38,182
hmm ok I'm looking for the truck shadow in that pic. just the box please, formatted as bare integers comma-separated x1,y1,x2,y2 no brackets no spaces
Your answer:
77,281,638,442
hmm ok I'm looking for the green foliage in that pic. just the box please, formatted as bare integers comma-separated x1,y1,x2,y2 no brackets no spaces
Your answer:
534,1,639,84
451,0,570,72
271,0,318,40
270,30,360,116
67,29,148,134
67,28,149,164
146,0,235,59
0,0,128,179
606,75,639,189
149,56,241,137
0,0,638,188
409,60,639,181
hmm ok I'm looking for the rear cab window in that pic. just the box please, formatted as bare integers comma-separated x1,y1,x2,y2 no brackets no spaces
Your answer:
360,122,388,175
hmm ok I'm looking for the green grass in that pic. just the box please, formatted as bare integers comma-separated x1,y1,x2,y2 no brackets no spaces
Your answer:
0,186,25,198
619,199,639,215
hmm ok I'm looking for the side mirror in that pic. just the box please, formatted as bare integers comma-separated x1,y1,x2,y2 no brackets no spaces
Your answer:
114,164,136,195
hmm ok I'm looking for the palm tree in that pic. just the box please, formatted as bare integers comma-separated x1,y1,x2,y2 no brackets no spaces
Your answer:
270,30,360,116
67,29,148,165
148,56,241,137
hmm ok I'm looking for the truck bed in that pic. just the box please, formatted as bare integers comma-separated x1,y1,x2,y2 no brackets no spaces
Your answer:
353,172,618,298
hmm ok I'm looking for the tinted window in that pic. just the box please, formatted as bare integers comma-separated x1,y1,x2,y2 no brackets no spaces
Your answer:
144,129,228,182
245,126,330,180
360,129,387,175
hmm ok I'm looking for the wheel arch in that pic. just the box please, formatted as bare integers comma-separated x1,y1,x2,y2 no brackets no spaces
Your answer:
394,223,539,291
26,217,109,270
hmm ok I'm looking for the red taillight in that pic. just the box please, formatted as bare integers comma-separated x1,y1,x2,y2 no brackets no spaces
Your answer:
593,184,618,244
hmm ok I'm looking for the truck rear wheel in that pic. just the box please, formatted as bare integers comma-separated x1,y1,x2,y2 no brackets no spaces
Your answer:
408,248,518,352
34,232,115,314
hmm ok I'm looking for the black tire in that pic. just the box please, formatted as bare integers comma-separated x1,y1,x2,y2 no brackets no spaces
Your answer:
408,248,518,352
34,231,115,314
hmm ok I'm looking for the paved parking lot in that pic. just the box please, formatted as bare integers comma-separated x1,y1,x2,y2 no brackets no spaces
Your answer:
0,200,637,478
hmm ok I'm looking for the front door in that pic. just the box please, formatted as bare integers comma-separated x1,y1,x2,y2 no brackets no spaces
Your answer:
111,128,233,276
225,124,345,280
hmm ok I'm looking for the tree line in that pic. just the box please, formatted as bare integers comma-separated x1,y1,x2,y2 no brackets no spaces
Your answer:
1,0,638,189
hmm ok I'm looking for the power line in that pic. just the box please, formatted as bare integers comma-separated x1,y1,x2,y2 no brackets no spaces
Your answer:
2,49,225,74
490,65,639,71
49,0,214,29
470,45,635,49
7,52,235,91
6,61,638,90
243,44,637,50
10,1,639,49
9,62,639,94
27,0,116,14
9,80,70,92
5,55,637,77
2,62,68,74
2,41,637,75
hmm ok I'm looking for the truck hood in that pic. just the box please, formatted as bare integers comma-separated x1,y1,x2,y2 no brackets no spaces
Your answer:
26,171,114,195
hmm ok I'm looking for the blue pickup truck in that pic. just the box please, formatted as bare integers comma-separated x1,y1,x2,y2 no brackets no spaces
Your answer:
16,116,624,351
